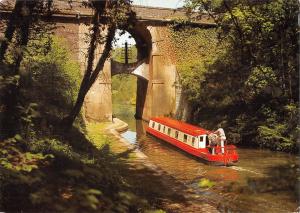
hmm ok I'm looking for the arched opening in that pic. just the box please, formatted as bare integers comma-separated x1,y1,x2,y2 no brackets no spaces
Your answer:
112,29,138,64
111,23,151,121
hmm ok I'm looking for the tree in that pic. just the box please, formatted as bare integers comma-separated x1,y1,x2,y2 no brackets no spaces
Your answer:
0,0,54,138
182,0,299,151
62,0,136,128
0,0,53,70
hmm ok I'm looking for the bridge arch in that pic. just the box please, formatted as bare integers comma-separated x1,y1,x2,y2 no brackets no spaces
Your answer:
84,18,181,122
111,22,152,118
125,21,152,61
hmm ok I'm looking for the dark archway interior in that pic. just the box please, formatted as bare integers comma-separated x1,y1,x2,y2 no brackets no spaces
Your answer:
121,21,152,62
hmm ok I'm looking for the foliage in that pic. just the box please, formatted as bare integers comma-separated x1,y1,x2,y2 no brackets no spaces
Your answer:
0,135,53,172
0,74,20,91
256,103,299,151
0,70,21,138
112,46,137,64
0,35,87,211
25,36,81,107
179,0,299,152
244,66,277,99
198,178,216,188
112,74,137,105
170,26,223,102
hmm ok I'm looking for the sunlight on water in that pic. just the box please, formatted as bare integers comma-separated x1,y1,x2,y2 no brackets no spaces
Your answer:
230,166,262,176
121,130,136,144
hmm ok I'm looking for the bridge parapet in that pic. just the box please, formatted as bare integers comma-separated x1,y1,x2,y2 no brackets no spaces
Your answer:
0,0,215,26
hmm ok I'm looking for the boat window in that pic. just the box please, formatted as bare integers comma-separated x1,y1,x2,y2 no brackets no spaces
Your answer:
183,134,187,143
175,131,178,139
158,124,161,131
168,128,171,135
152,121,155,128
192,137,195,143
206,135,209,146
202,135,206,143
199,136,203,142
163,126,165,133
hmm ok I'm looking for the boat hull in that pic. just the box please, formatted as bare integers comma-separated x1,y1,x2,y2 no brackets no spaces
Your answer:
146,127,238,166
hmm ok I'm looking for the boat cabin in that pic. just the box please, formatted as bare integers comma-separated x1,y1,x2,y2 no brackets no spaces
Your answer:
148,117,211,150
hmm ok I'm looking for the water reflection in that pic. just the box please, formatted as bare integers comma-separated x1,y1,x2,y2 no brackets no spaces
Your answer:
121,131,136,144
206,168,240,182
114,104,300,212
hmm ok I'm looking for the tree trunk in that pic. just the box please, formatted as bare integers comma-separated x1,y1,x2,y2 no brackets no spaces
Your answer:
0,1,37,138
0,0,23,63
61,11,100,128
14,1,36,73
62,22,116,129
62,85,89,128
88,25,116,88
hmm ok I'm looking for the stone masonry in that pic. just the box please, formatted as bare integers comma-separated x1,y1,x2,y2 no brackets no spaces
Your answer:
0,1,215,121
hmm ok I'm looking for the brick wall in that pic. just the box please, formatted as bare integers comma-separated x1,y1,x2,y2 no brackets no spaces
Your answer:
53,18,80,61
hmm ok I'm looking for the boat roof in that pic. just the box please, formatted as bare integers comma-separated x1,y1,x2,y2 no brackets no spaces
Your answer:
151,117,211,136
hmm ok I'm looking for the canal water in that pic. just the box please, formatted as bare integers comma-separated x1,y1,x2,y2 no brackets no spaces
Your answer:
113,104,300,213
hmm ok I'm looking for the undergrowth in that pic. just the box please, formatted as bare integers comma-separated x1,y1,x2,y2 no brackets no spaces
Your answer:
0,36,169,212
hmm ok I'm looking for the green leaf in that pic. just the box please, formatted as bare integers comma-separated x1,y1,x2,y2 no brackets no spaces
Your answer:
198,178,215,188
87,189,102,195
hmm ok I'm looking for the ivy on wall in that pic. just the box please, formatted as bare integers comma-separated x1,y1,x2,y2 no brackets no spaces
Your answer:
169,25,223,102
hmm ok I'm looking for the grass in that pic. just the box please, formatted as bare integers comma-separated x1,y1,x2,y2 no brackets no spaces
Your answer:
86,122,111,148
86,122,137,160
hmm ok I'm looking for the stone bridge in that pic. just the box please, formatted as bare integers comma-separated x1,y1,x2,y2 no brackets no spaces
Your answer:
110,60,148,79
0,1,216,121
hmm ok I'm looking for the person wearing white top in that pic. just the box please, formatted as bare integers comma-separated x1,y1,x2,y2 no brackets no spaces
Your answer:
208,133,218,155
215,128,226,154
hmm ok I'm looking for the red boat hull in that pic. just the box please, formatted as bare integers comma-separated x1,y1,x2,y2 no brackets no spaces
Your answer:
146,126,238,165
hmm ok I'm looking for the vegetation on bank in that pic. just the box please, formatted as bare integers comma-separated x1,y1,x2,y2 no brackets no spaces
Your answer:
0,36,171,212
171,0,299,152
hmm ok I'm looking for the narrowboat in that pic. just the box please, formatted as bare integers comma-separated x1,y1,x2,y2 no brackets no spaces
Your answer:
146,117,238,165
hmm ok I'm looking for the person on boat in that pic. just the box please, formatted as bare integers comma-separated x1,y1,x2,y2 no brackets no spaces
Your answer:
214,128,226,154
208,133,218,155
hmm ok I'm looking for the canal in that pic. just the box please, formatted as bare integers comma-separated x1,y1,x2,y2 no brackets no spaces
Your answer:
113,104,299,213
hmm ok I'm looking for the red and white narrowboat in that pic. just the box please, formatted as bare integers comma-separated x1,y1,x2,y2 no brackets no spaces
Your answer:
146,117,238,165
